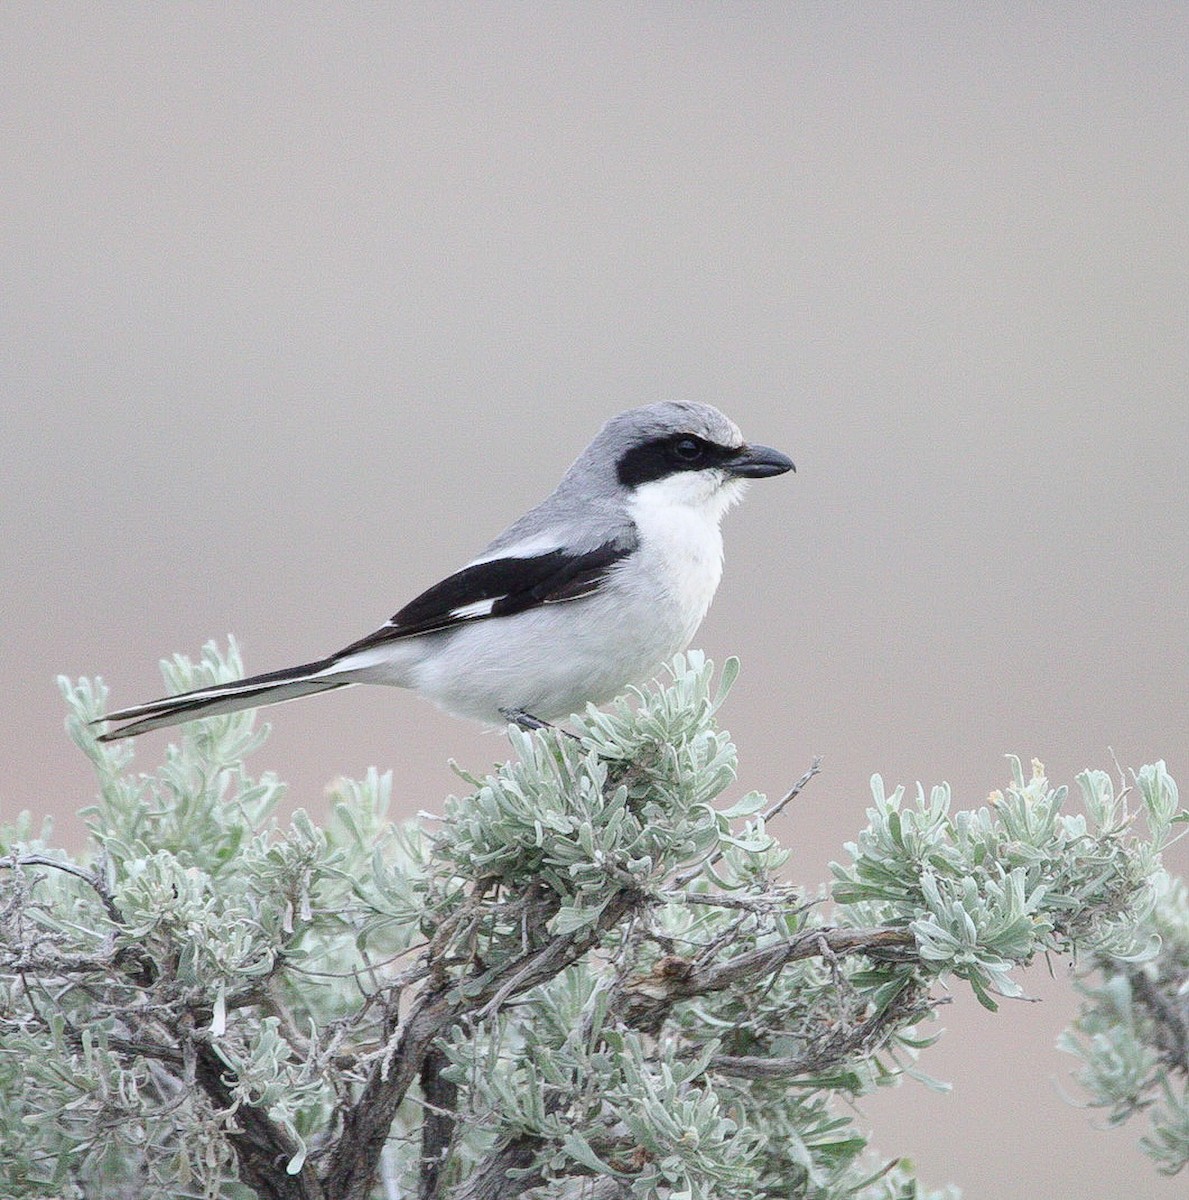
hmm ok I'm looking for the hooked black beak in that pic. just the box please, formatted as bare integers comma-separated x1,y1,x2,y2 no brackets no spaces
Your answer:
726,443,795,479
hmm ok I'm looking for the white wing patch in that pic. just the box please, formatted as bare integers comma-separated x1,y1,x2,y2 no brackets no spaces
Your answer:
450,597,498,620
467,534,564,566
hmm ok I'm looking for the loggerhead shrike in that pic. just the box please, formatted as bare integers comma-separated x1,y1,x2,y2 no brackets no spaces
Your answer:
96,403,793,741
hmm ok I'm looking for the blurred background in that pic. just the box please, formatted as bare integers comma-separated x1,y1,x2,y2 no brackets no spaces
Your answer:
3,5,1186,1196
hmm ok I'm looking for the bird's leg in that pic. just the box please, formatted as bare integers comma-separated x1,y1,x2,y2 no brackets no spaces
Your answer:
499,707,554,732
498,707,580,741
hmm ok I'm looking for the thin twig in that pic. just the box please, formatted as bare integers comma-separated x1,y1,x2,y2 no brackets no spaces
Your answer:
618,924,918,1030
655,889,799,911
0,853,123,924
672,755,822,886
760,754,824,827
710,995,950,1079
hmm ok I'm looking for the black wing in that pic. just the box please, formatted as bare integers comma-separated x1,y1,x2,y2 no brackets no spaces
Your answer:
334,537,636,657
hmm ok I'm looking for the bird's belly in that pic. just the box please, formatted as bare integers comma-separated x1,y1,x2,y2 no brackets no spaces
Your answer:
403,586,703,724
370,503,727,724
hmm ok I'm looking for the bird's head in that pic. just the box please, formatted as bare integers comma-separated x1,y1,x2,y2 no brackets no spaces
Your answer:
598,402,795,523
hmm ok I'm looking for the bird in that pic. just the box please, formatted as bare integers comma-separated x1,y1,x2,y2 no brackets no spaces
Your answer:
95,402,793,741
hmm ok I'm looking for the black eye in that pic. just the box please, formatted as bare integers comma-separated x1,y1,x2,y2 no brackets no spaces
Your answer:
671,437,704,462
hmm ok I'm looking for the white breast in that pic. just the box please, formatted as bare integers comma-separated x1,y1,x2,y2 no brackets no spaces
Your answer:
625,471,746,641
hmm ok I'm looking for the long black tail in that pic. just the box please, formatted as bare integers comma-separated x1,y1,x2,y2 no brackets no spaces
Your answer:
95,658,352,741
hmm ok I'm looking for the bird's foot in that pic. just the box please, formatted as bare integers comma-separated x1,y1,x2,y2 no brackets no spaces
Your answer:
499,707,580,740
499,707,553,731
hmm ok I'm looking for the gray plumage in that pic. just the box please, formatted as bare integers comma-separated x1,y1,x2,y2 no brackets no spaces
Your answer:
96,403,793,740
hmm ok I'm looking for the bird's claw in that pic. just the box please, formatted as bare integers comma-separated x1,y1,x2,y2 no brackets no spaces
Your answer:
499,707,553,731
499,707,580,741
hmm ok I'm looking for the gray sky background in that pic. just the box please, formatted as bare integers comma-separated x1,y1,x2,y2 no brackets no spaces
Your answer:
3,6,1187,1197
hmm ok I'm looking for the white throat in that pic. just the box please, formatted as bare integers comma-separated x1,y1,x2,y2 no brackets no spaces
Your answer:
625,471,747,633
628,470,748,528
